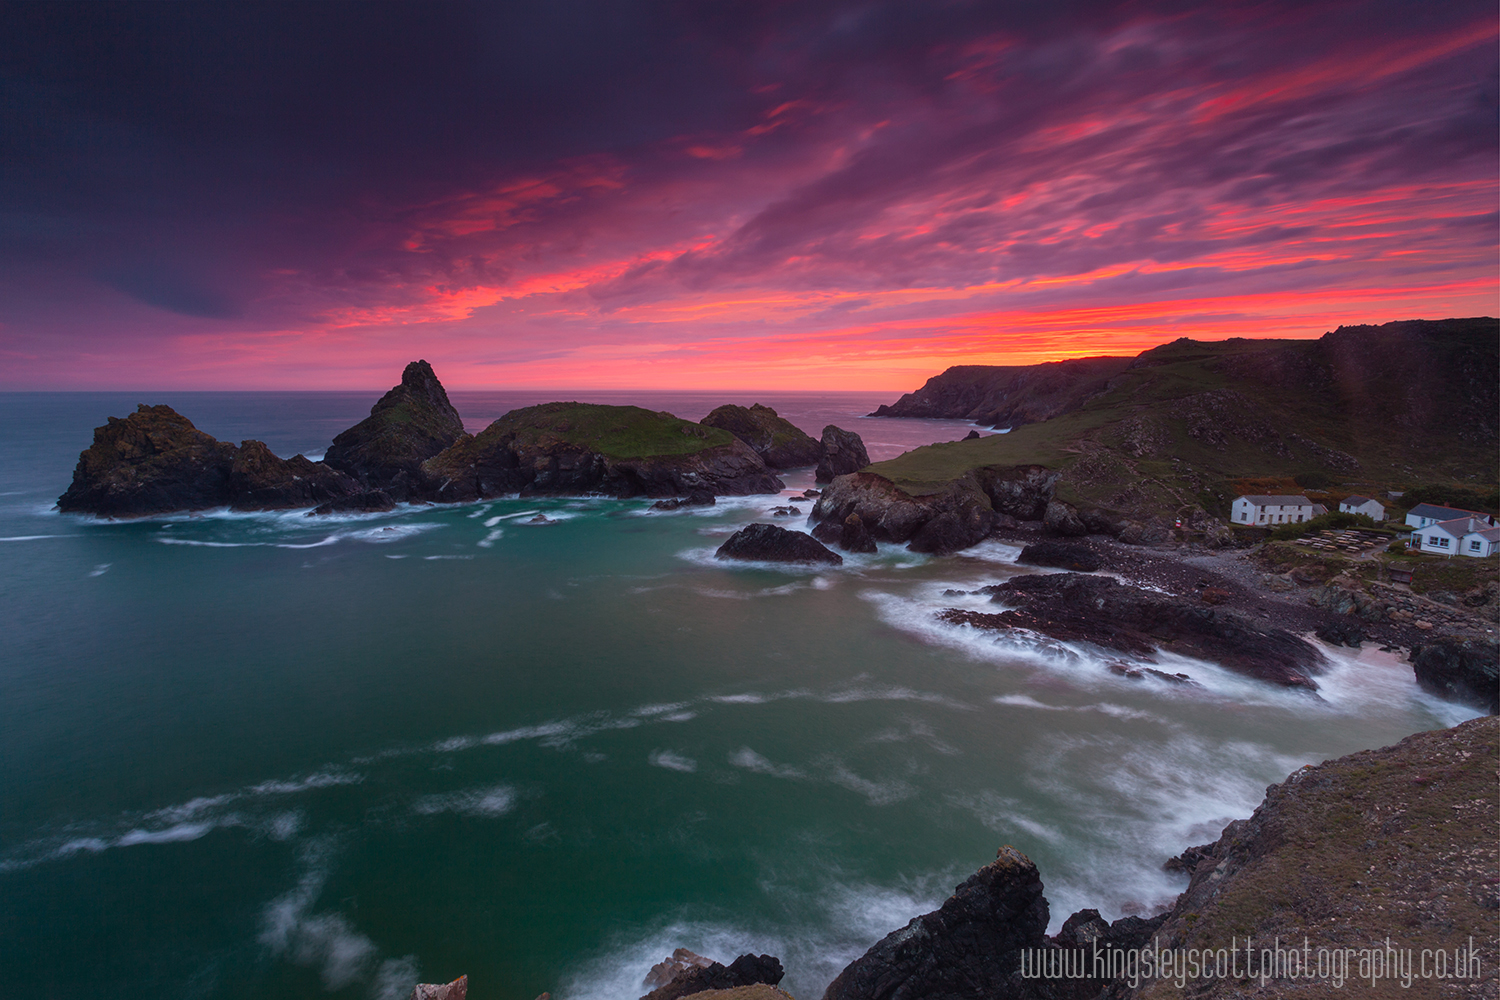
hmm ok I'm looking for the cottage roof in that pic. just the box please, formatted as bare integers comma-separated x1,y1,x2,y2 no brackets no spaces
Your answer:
1238,495,1313,505
1426,516,1489,537
1408,502,1489,521
1342,495,1374,506
1465,526,1500,542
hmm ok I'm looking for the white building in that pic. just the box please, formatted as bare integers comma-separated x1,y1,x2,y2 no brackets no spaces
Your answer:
1460,525,1500,558
1411,516,1499,556
1338,495,1385,520
1404,503,1496,530
1231,494,1317,525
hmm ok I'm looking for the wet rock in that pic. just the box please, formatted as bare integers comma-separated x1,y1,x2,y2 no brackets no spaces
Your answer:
1409,639,1499,714
651,498,683,511
1163,843,1215,875
309,490,396,515
1017,541,1101,572
940,573,1325,689
964,429,981,440
57,404,361,516
813,513,877,554
716,523,843,565
642,954,785,1000
815,425,871,483
410,976,466,1000
974,465,1056,520
643,949,715,991
1315,620,1366,647
324,360,466,500
812,472,996,555
767,505,802,517
701,404,823,468
801,489,821,498
822,846,1049,1000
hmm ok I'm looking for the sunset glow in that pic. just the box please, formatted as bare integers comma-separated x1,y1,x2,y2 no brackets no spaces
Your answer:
1,2,1494,390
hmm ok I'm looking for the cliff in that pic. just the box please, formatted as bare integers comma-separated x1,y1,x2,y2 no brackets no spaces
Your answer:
323,359,466,500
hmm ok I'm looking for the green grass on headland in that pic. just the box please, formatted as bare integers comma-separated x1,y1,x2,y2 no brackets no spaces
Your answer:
476,402,735,459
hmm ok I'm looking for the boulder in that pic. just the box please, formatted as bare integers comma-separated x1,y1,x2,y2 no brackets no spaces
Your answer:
1016,541,1101,572
410,976,466,1000
812,472,996,555
56,404,360,517
715,523,843,565
324,360,466,500
642,954,784,1000
815,426,871,483
1042,500,1088,537
1409,640,1499,714
822,847,1049,1000
643,949,715,991
700,404,822,468
940,573,1325,689
963,429,981,440
974,465,1057,520
308,490,397,515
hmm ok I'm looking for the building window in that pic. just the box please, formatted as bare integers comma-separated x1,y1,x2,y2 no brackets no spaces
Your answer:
1471,541,1482,552
1434,536,1450,548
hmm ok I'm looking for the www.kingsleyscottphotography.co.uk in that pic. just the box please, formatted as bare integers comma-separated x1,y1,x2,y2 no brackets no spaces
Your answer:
1019,936,1485,989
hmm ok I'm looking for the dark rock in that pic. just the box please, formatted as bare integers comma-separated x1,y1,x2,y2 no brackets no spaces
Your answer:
701,403,822,468
1199,587,1231,606
1042,500,1088,537
685,489,716,506
422,402,783,502
909,511,986,555
324,360,466,501
822,846,1050,1000
309,490,396,515
651,498,683,511
939,573,1325,689
715,523,843,565
813,471,996,555
801,489,821,498
1314,620,1365,647
57,404,361,516
1163,843,1216,875
1409,640,1499,714
1017,541,1101,572
1077,508,1121,536
768,505,801,517
838,513,878,554
815,425,871,482
974,465,1057,521
642,954,784,1000
1117,518,1171,546
1108,662,1144,679
964,429,981,440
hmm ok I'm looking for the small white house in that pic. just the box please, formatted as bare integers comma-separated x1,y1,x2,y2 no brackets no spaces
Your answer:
1339,495,1385,521
1230,494,1317,525
1404,503,1496,530
1460,525,1500,558
1411,516,1497,556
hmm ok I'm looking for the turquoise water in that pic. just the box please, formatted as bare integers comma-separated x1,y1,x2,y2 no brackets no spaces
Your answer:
0,392,1480,1000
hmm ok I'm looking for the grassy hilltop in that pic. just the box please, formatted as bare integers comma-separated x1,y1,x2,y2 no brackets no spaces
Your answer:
868,319,1498,521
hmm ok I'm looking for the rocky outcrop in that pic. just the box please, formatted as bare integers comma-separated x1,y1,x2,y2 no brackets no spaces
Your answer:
823,846,1051,1000
812,513,878,554
1017,541,1101,572
309,490,396,515
421,403,783,501
941,573,1325,688
815,426,870,483
1410,639,1499,714
811,465,1059,555
323,360,466,500
715,523,842,565
701,404,822,468
643,954,785,1000
57,404,360,517
409,976,466,1000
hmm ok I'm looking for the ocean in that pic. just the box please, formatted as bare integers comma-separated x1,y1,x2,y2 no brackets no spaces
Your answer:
0,390,1480,1000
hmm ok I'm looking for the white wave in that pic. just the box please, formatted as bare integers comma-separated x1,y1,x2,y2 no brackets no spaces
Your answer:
249,771,364,796
728,747,806,780
116,821,219,846
88,563,111,576
467,505,494,519
412,784,516,818
477,528,504,547
423,554,474,560
822,762,916,806
661,712,697,722
1,534,78,541
157,538,261,548
633,702,693,718
648,750,698,773
993,694,1163,724
276,536,341,549
482,721,575,745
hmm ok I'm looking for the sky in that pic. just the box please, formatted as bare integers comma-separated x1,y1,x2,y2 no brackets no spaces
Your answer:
1,0,1495,391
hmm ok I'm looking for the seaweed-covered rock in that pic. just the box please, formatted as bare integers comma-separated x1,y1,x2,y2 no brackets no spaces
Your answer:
422,403,783,501
715,523,842,565
1017,541,1101,572
701,404,822,468
323,360,466,500
57,405,359,516
815,426,871,482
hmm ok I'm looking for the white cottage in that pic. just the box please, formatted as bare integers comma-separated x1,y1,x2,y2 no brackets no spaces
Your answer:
1411,516,1498,556
1404,503,1496,530
1338,495,1385,520
1461,526,1500,557
1230,494,1317,525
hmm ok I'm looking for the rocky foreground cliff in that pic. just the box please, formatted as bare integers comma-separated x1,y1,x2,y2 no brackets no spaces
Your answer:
638,718,1496,1000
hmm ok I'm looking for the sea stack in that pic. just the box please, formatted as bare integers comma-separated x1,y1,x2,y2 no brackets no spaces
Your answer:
323,360,467,500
